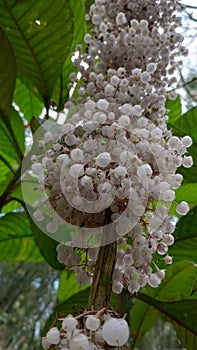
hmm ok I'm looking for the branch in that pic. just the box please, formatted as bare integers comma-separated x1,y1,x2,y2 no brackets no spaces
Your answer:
177,1,197,9
88,209,117,310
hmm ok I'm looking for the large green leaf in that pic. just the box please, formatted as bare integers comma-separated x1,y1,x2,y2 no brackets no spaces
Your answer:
0,107,25,162
169,107,197,141
0,0,74,107
136,293,197,350
175,183,197,204
169,206,197,263
130,261,197,349
166,95,181,124
14,76,43,121
58,270,89,302
30,218,65,271
52,0,86,110
0,28,16,117
0,212,43,261
169,107,197,183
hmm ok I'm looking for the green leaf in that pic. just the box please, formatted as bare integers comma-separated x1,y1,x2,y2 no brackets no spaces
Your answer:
166,95,181,124
0,28,16,117
52,0,86,110
0,212,43,261
173,322,197,350
190,278,197,297
169,107,197,141
58,270,89,302
0,107,25,162
175,183,197,204
136,294,197,350
130,261,197,349
129,298,159,348
30,218,65,270
0,0,74,107
168,107,197,183
137,294,197,334
14,76,43,121
169,206,197,263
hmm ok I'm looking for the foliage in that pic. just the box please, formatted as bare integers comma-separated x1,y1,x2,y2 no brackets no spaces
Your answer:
0,1,196,349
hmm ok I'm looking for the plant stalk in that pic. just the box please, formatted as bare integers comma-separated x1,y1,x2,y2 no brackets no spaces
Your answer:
88,209,117,310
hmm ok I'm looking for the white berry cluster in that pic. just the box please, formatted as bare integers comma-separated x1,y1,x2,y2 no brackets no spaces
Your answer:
30,0,192,295
42,310,129,349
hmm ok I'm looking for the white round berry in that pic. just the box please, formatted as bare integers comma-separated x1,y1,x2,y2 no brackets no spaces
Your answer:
85,315,100,331
46,327,60,345
146,62,157,74
95,152,111,168
69,334,90,350
176,201,189,215
182,136,192,147
116,12,127,25
69,164,84,178
102,317,129,346
62,315,78,332
70,149,84,162
182,156,193,168
31,163,43,175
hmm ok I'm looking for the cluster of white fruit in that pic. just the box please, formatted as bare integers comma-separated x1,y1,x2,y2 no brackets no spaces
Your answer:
32,0,193,348
42,311,129,349
31,0,192,297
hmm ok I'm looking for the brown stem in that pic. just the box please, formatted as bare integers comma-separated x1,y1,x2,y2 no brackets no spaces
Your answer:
88,209,117,310
88,241,117,310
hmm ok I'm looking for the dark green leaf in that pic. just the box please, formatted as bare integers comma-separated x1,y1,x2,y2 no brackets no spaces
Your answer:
169,206,197,263
137,294,197,334
30,218,65,270
0,107,25,161
0,0,74,107
14,76,43,121
0,212,43,261
129,298,159,349
0,28,16,117
173,322,197,350
52,0,86,110
168,107,197,183
190,278,197,297
58,270,89,302
169,107,197,141
130,261,197,349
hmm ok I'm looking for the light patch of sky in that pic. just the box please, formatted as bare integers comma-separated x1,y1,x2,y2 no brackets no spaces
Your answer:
176,1,197,109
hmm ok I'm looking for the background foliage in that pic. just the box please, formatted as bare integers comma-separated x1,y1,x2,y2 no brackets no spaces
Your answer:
0,1,196,349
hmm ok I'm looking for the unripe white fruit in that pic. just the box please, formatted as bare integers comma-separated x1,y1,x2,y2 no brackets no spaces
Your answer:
176,201,189,215
95,152,111,168
69,333,90,350
182,135,192,147
182,156,193,168
102,317,129,346
46,327,60,345
31,163,43,175
85,315,100,331
69,164,84,178
97,98,109,111
62,315,78,332
116,12,127,25
71,149,84,162
146,62,157,74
